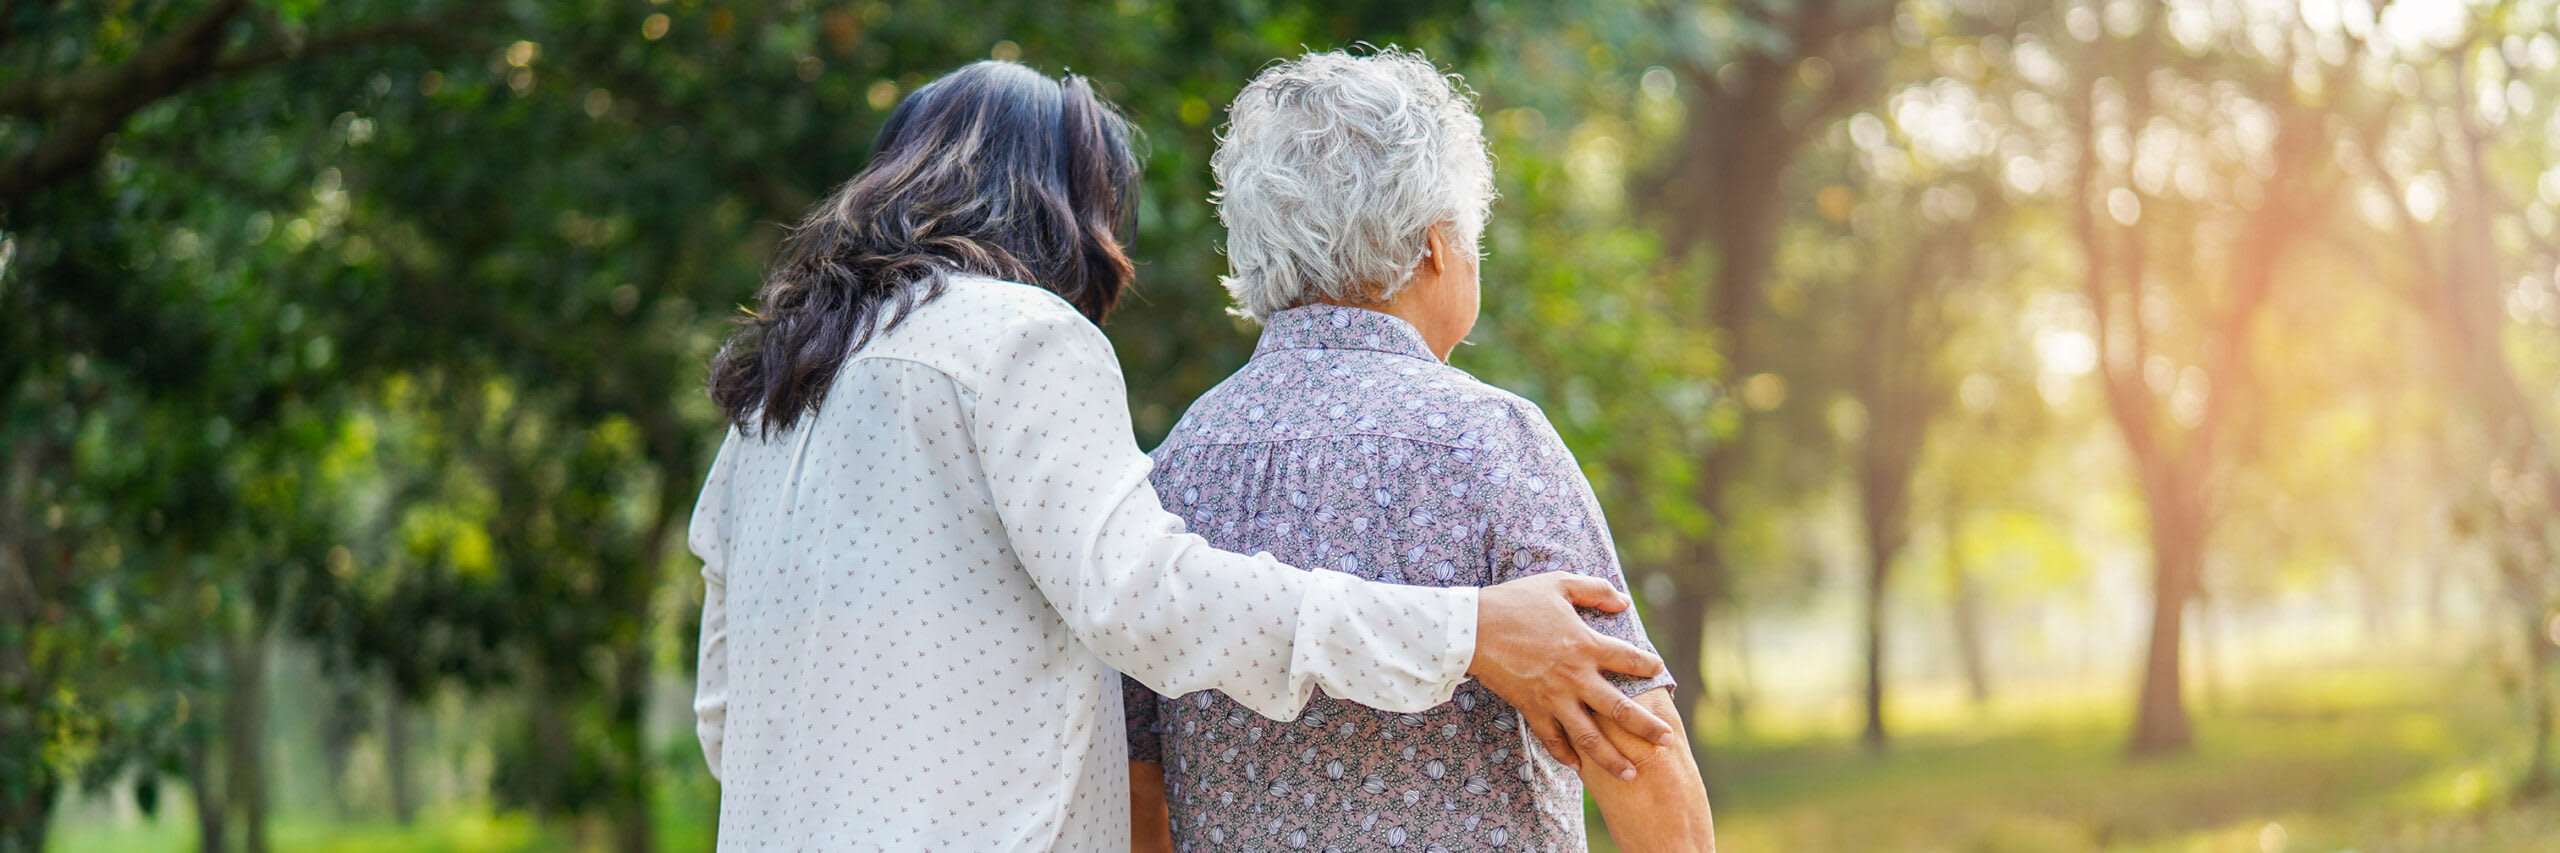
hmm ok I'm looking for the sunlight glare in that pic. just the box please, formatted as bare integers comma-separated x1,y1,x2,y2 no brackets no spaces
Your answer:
2299,0,2342,34
2167,0,2215,50
2257,821,2288,853
2107,187,2142,226
2374,0,2467,55
2035,328,2098,377
1959,373,1997,412
2405,174,2444,222
2005,155,2047,195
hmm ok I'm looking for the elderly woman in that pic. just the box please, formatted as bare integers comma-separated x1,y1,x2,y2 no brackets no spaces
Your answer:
1124,50,1716,852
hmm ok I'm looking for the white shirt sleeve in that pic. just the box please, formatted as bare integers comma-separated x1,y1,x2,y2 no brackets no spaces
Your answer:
687,432,738,782
965,309,1479,720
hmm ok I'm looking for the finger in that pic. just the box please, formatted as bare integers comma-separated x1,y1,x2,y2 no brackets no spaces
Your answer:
1558,700,1640,782
1552,573,1632,612
1582,673,1679,748
1589,634,1666,680
1526,710,1579,769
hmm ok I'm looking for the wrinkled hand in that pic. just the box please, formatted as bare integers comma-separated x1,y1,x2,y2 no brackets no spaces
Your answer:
1468,572,1676,781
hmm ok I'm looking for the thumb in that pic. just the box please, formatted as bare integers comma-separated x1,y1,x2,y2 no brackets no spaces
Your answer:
1554,574,1630,612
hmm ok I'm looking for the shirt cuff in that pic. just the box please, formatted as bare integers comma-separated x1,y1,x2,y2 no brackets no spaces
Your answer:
1439,585,1480,699
1288,571,1480,714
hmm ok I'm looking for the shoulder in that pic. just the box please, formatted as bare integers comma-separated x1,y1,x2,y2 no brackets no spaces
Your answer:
1380,360,1560,454
1155,351,1557,461
1460,378,1573,465
861,274,1115,390
1353,359,1577,478
939,274,1092,324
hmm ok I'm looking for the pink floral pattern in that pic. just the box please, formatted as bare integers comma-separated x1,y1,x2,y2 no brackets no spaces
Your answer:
1124,304,1673,852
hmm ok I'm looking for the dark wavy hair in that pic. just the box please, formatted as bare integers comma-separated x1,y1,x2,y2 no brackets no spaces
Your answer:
709,60,1141,436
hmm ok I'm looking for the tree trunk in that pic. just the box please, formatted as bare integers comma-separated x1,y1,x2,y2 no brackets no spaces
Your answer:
2525,606,2553,797
609,643,657,853
221,631,270,853
0,441,60,853
1857,468,1918,751
1859,542,1890,752
1855,408,1924,752
188,726,227,853
1942,515,1991,707
1660,577,1716,741
0,771,54,853
2195,588,2224,715
531,681,574,813
2519,617,2539,788
0,639,54,853
2499,547,2555,794
385,686,416,824
322,681,359,820
2128,499,2203,756
1724,613,1756,733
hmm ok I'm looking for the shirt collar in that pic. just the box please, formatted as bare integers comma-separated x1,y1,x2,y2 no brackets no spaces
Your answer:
1253,304,1440,363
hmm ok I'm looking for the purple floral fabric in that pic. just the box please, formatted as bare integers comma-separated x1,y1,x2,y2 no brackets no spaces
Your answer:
1122,304,1673,853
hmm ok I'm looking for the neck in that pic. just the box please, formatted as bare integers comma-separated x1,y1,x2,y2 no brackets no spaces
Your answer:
1312,294,1452,361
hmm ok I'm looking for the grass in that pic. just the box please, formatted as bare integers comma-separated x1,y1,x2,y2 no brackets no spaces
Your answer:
1590,656,2560,852
53,656,2558,852
51,810,547,853
50,788,716,853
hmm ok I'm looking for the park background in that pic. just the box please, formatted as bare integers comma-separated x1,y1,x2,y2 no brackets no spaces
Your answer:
7,0,2560,850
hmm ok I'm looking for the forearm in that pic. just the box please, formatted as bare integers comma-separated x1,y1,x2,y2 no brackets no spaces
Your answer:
1582,687,1715,852
691,576,728,782
687,433,737,783
1129,761,1173,853
1010,477,1476,717
967,312,1476,718
1047,489,1475,712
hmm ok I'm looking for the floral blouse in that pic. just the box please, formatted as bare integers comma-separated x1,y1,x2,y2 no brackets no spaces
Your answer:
1124,304,1674,852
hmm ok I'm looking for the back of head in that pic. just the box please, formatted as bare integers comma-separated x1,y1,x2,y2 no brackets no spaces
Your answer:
1212,48,1494,322
709,60,1141,436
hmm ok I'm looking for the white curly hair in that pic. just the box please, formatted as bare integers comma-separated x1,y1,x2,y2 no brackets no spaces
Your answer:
1211,47,1495,322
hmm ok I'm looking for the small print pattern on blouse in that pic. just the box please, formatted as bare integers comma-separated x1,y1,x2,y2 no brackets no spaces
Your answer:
688,277,1479,852
1123,304,1675,853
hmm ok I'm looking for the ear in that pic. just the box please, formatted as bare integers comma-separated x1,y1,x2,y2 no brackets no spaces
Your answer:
1422,223,1450,277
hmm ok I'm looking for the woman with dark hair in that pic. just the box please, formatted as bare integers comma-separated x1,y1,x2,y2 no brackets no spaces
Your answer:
686,61,1675,849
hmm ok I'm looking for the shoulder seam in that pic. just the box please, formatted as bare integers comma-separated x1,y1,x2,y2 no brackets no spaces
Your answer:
1155,430,1492,455
842,351,980,398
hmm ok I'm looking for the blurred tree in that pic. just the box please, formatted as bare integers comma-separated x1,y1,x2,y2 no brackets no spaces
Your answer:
0,0,486,205
1439,0,1727,730
1638,0,1901,735
2343,5,2560,791
2,3,498,850
1762,0,2052,746
2028,0,2362,755
1807,159,2013,750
